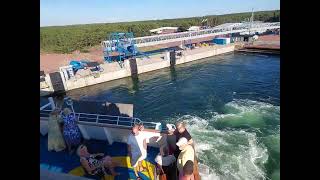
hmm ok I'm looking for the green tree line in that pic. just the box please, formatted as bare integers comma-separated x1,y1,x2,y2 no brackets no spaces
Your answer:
40,10,280,53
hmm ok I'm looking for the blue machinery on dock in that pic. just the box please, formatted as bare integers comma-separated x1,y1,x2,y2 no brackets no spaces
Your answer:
103,32,139,67
103,32,151,68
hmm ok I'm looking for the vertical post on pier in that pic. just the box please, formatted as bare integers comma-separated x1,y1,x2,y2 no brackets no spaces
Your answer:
129,58,138,76
49,72,66,93
170,51,176,67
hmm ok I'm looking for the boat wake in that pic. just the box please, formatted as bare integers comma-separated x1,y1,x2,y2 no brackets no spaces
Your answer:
169,99,280,180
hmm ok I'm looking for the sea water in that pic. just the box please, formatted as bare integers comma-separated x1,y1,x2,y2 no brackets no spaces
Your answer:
68,52,280,180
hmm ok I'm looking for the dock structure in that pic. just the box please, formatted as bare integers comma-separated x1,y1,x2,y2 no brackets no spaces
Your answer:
40,44,236,95
102,22,280,48
236,48,280,54
236,34,280,54
41,22,280,96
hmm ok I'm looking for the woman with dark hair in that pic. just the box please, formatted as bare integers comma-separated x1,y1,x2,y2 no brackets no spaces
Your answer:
168,121,194,159
61,108,82,154
179,160,194,180
155,146,177,180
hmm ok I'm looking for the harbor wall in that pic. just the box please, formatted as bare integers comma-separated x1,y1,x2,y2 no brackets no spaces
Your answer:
136,57,171,74
176,45,235,65
43,44,235,93
65,62,131,90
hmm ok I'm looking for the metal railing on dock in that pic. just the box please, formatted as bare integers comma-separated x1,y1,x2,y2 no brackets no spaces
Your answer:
102,22,280,48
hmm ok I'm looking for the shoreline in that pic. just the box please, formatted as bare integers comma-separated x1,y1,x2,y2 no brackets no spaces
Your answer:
41,44,237,96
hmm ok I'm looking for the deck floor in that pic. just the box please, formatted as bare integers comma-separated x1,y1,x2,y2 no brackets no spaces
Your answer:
40,135,159,180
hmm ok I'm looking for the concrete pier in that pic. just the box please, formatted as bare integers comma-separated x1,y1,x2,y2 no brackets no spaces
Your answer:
176,45,235,65
41,44,235,94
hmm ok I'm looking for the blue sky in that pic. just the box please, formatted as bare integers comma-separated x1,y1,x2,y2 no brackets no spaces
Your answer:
40,0,280,27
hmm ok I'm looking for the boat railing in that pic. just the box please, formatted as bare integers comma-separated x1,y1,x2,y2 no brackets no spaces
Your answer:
40,109,161,130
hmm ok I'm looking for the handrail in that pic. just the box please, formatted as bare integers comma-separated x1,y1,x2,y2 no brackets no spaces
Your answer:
95,114,99,123
40,102,52,111
40,109,160,130
40,97,161,130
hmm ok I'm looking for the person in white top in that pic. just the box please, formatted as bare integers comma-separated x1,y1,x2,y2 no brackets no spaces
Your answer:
127,124,149,179
155,146,177,180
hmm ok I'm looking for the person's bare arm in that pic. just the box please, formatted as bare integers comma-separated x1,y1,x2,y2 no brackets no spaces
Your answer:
143,139,147,150
80,158,95,174
188,139,194,145
156,163,161,175
93,153,104,157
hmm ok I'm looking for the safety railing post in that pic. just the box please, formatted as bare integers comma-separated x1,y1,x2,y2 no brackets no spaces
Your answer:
96,115,99,123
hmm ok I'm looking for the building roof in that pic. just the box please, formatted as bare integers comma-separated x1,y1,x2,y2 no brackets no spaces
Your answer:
188,26,201,31
149,27,178,33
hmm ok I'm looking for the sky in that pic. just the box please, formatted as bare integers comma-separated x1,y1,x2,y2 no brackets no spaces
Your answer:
40,0,280,27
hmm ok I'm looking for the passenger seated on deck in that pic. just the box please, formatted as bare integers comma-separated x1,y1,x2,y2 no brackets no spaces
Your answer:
77,144,120,177
176,137,195,175
168,121,194,158
127,124,149,180
179,160,194,180
155,146,177,180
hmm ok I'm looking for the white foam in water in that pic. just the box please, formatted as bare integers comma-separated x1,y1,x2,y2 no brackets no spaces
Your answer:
196,142,212,152
224,99,279,114
171,99,276,180
177,115,209,129
211,99,280,128
198,163,221,180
